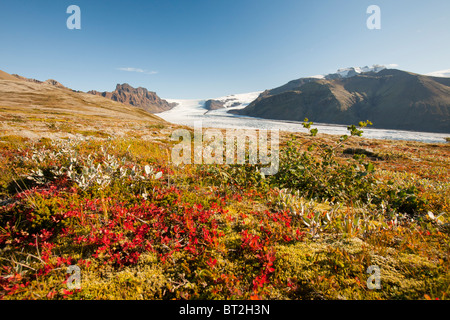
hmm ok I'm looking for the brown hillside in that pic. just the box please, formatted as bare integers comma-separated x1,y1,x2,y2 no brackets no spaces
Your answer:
0,69,171,140
232,69,450,133
0,70,20,81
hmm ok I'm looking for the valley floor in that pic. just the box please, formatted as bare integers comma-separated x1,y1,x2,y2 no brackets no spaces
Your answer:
0,111,449,300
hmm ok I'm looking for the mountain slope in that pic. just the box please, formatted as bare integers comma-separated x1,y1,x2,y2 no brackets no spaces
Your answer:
0,69,165,123
232,69,450,133
88,84,175,113
0,70,20,81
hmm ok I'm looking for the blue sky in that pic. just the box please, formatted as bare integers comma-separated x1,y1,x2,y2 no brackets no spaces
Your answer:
1,0,449,99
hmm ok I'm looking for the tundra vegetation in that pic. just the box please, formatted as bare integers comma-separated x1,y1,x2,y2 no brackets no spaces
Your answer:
0,116,449,300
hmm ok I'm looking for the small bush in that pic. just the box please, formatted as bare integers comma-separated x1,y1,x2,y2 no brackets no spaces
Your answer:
271,120,377,204
205,164,269,192
271,120,427,215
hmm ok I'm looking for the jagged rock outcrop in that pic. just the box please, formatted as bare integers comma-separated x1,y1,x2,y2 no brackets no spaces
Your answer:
204,99,225,111
88,83,174,113
43,79,66,88
10,74,67,89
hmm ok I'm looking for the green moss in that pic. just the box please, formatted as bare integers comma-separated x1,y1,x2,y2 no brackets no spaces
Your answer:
72,130,111,138
0,135,29,147
79,257,169,299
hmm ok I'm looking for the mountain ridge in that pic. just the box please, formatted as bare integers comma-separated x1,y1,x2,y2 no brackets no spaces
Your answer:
231,68,450,133
0,69,166,123
88,83,175,114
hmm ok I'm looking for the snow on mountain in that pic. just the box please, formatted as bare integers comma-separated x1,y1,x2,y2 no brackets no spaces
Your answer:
312,64,397,79
309,75,325,79
426,69,450,78
213,91,263,109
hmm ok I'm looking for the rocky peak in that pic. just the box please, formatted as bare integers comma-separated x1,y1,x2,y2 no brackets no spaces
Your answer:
10,74,68,89
44,79,66,88
204,99,225,111
88,83,174,114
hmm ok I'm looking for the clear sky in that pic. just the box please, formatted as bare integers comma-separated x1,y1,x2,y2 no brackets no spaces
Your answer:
1,0,449,99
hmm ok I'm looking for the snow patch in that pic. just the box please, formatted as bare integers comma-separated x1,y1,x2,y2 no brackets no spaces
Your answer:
213,91,263,109
309,75,325,79
310,64,397,79
426,69,450,78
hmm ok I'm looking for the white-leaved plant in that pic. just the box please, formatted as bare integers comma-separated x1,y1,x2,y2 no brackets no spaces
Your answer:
25,139,163,190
